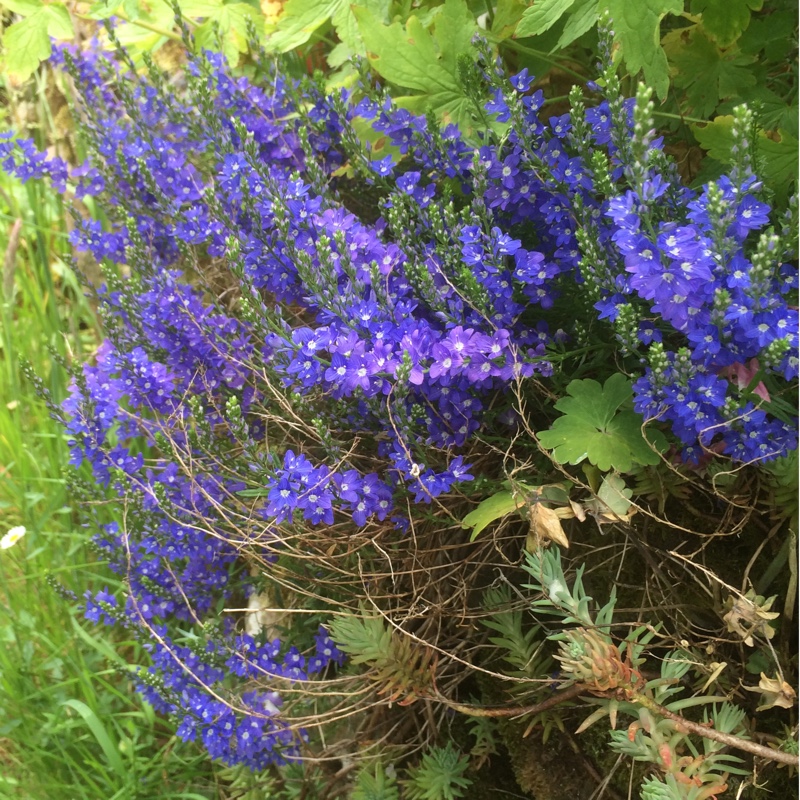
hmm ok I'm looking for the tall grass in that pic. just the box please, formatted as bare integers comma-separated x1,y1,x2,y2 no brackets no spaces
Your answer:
0,71,225,800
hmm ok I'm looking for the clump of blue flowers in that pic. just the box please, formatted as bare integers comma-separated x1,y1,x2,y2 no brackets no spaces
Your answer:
2,31,796,771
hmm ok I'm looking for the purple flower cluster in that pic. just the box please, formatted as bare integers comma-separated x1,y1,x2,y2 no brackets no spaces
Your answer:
4,42,796,769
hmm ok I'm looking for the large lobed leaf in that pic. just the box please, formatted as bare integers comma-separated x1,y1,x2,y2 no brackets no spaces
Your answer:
537,373,665,473
353,0,479,132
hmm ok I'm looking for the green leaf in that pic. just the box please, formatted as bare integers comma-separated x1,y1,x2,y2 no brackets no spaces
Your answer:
354,0,478,131
0,0,41,15
112,0,173,49
691,114,735,159
86,0,124,19
462,491,522,540
602,0,682,100
596,473,633,516
178,0,224,15
664,26,755,118
41,3,72,37
553,372,633,428
61,699,126,778
537,374,664,473
693,117,799,203
692,0,763,48
267,0,345,52
354,10,441,92
757,128,799,206
491,0,526,41
4,11,51,80
557,0,599,49
193,3,262,63
516,0,574,38
432,0,478,74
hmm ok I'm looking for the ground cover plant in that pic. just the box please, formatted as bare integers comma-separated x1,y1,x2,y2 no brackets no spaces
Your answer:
0,6,798,800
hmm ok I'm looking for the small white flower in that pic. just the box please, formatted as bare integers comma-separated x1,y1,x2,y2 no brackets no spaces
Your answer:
1,526,26,550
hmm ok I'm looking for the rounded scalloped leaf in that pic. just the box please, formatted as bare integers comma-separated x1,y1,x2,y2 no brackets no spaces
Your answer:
538,374,667,473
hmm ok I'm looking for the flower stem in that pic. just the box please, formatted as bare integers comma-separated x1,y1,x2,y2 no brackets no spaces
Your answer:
438,683,588,717
631,691,799,767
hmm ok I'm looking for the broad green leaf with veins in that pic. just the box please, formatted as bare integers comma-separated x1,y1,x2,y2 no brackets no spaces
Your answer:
0,0,40,14
267,0,389,67
663,26,755,118
3,4,72,80
538,373,665,473
516,0,575,38
267,0,346,52
194,3,264,65
692,0,764,48
491,0,526,41
557,0,599,49
601,0,683,100
693,116,799,204
353,0,478,132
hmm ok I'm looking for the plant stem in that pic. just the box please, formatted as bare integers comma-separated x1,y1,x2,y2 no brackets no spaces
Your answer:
438,683,588,718
632,691,800,767
74,13,184,42
442,684,800,767
495,39,587,82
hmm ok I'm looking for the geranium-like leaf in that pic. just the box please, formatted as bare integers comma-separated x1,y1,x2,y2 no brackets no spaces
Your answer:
663,25,756,118
558,0,598,49
693,0,763,48
602,0,682,100
4,10,51,80
538,374,664,473
353,0,478,132
693,116,799,204
516,0,574,38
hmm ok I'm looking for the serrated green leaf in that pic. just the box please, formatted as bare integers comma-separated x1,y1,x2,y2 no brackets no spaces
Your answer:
596,473,633,516
553,372,632,429
462,491,522,540
737,7,796,61
691,114,735,159
0,0,41,15
354,0,478,132
3,11,51,80
692,0,763,48
112,0,173,48
432,0,478,75
86,0,124,19
191,2,262,64
557,0,598,49
693,117,799,203
730,86,799,138
758,128,799,205
602,0,682,100
664,26,755,118
267,0,345,52
491,0,526,41
41,3,72,38
516,0,574,38
178,0,224,16
355,8,442,92
538,374,663,473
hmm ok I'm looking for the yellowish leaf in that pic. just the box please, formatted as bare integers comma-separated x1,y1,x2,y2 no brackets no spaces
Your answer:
743,672,797,712
526,502,569,551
